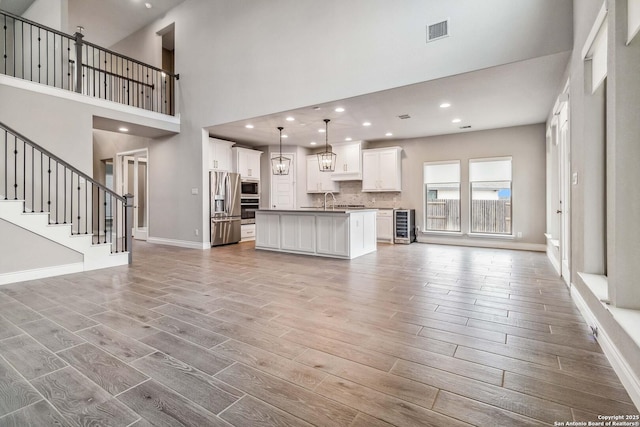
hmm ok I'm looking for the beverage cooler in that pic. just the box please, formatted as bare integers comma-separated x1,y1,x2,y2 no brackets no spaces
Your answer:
394,209,416,244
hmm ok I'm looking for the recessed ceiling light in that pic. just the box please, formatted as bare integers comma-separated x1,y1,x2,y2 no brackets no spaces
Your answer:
245,124,254,129
118,127,129,132
385,132,393,137
440,103,451,108
318,129,325,133
282,134,288,138
310,142,317,145
334,107,345,113
362,122,371,127
345,137,352,141
313,106,321,111
452,118,462,123
145,2,152,8
286,117,295,121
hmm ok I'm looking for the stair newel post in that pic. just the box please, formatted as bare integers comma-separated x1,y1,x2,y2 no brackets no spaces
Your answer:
124,193,134,264
73,30,83,94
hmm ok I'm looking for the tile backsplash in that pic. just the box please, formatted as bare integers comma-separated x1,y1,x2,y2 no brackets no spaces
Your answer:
308,181,401,208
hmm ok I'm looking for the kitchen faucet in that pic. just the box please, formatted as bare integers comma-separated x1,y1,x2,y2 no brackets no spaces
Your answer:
324,192,337,210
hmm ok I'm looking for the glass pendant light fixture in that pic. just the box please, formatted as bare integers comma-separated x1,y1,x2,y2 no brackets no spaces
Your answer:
317,119,337,172
271,126,291,175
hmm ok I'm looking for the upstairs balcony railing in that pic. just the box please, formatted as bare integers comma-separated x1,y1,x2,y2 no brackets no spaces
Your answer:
1,9,177,115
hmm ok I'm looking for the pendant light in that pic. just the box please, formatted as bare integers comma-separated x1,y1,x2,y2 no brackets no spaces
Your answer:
271,126,291,175
317,119,337,172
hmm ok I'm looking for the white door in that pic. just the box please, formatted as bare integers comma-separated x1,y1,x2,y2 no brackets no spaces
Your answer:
559,103,570,284
117,150,149,241
270,152,295,209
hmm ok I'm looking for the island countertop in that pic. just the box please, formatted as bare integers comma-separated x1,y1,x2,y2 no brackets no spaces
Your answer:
255,209,377,259
256,208,378,214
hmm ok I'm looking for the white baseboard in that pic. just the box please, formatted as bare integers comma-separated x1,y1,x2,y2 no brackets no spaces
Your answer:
147,236,210,250
416,235,546,252
570,284,640,410
0,262,84,286
546,246,561,275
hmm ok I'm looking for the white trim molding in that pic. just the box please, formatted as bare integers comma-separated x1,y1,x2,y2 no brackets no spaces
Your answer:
0,262,84,286
147,236,210,250
417,235,545,252
570,283,640,410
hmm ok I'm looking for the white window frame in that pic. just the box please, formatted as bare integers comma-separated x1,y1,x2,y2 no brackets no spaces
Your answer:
468,156,513,237
423,160,461,234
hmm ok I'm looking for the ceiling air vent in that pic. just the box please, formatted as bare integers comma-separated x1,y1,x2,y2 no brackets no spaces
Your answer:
398,114,411,120
427,19,449,43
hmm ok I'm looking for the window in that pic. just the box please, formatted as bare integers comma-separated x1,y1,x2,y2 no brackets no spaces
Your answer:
469,157,512,235
424,161,460,232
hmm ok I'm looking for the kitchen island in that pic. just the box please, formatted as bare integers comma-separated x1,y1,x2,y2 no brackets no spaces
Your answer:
255,208,377,259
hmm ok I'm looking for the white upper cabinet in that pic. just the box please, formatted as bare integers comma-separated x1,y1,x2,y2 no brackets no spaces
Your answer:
362,147,402,192
233,147,262,180
331,141,365,181
209,138,234,171
306,155,339,193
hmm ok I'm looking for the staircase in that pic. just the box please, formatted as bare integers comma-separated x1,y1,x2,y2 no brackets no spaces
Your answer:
0,122,131,285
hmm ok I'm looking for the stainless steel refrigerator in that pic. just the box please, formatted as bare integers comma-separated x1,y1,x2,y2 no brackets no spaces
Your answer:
210,171,241,246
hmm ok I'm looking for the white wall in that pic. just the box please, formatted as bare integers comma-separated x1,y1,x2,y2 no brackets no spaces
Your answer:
0,219,82,274
22,0,68,31
104,0,572,245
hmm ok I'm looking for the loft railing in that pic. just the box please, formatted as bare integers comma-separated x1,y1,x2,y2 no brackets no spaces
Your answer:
0,9,177,115
0,121,133,260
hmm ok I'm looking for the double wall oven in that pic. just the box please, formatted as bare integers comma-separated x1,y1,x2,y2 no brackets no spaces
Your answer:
240,180,259,224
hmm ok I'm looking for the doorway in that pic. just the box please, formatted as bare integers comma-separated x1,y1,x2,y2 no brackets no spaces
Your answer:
270,152,296,209
116,149,149,241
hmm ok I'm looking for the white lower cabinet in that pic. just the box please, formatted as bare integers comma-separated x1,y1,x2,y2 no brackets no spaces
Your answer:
316,215,349,257
255,210,376,259
241,224,256,242
281,214,315,253
376,209,394,243
255,214,280,248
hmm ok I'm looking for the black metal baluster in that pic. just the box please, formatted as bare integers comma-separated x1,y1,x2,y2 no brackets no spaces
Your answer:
31,145,34,212
70,172,73,233
63,166,67,223
114,197,118,253
77,177,81,235
104,192,107,243
22,139,26,211
3,14,7,75
37,27,41,83
47,157,51,218
29,24,32,81
55,162,58,223
89,183,93,239
97,188,101,244
40,151,43,212
4,130,7,199
85,179,88,234
21,21,24,79
45,28,49,85
13,135,17,200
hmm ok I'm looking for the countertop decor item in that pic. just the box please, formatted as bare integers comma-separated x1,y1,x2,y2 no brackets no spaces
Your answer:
317,119,337,172
271,126,291,175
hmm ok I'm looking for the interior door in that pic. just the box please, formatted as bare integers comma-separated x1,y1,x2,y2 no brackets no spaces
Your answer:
270,152,295,209
119,151,149,241
559,103,570,284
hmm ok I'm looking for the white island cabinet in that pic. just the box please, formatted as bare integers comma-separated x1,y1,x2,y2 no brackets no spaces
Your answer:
255,209,377,259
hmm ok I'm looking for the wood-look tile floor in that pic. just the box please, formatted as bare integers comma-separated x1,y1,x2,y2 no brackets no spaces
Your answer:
0,241,638,426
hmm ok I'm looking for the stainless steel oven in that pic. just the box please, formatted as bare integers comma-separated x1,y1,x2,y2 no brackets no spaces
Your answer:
241,181,259,198
240,197,259,224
